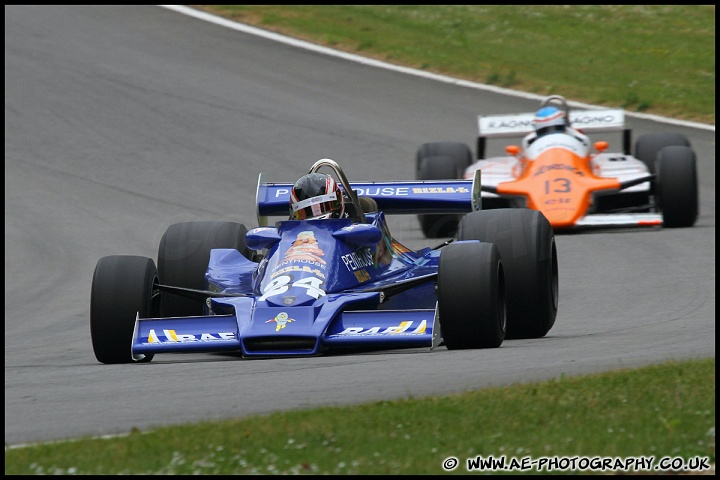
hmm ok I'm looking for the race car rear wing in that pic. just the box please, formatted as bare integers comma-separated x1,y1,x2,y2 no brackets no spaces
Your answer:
255,169,482,226
476,108,631,156
478,109,625,137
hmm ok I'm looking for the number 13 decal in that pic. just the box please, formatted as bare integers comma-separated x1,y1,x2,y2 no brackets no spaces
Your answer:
259,275,326,301
545,178,571,194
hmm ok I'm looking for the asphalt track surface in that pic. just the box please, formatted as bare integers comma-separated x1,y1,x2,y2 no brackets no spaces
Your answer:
5,5,715,446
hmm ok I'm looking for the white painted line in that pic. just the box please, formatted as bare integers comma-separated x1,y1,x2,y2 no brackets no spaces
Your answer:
159,5,714,132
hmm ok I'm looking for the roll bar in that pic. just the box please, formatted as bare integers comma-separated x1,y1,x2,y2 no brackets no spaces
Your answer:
540,95,571,122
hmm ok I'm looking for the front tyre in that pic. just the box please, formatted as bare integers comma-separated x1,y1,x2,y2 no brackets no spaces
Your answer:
457,209,558,339
656,146,698,228
438,241,506,349
90,255,159,364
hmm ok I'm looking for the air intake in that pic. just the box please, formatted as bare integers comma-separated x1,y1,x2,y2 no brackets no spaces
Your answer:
243,336,317,353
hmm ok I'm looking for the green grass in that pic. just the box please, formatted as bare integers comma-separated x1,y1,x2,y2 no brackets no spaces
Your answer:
194,5,715,124
5,358,715,474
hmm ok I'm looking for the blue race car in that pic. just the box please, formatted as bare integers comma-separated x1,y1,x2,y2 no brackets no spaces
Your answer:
90,159,558,364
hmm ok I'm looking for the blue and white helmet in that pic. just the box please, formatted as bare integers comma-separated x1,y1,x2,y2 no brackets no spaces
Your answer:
533,106,567,137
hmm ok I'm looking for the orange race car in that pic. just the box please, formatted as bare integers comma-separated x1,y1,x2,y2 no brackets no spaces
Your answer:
415,95,698,237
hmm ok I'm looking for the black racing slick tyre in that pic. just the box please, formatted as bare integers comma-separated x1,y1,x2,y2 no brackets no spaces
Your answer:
457,209,558,339
438,241,506,349
90,255,159,364
157,221,250,317
416,142,473,238
656,146,699,228
634,132,690,175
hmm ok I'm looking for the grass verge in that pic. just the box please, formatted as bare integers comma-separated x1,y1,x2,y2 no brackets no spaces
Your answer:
5,358,715,474
193,5,715,125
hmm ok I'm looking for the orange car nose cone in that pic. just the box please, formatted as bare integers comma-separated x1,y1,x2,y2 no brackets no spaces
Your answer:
543,208,580,229
496,147,625,228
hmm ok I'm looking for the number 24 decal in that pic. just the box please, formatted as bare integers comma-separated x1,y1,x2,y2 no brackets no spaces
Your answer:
259,275,325,301
545,177,571,194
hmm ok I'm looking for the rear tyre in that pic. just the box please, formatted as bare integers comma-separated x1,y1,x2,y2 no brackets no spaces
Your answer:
416,142,473,238
656,146,698,228
438,241,506,349
90,255,158,364
158,221,250,317
457,209,558,339
634,133,690,175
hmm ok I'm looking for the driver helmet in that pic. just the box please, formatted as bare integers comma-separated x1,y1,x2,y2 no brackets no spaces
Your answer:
533,106,567,137
289,172,345,220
